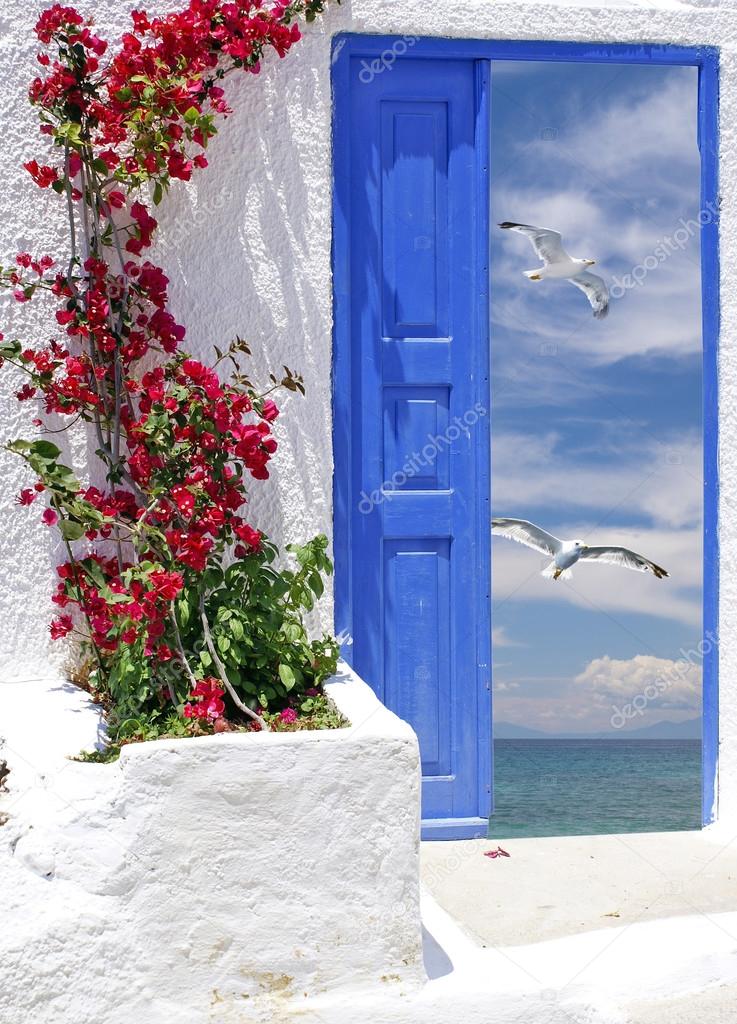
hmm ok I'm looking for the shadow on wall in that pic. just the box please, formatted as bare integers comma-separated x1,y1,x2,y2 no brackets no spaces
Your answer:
151,37,337,619
422,926,454,980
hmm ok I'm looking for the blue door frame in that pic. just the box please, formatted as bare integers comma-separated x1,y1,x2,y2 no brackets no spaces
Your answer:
332,35,720,835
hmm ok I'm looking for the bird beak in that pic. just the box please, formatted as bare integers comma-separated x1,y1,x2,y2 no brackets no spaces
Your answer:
587,259,596,266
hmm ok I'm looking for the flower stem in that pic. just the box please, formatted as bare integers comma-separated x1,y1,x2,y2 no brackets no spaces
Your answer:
199,593,269,731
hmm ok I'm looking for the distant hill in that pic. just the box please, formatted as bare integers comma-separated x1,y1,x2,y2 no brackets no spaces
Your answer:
493,722,550,739
494,717,701,740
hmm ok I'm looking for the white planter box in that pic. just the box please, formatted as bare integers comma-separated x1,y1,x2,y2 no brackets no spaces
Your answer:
0,663,425,1024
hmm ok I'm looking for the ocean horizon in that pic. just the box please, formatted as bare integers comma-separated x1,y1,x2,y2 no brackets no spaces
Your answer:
488,738,702,838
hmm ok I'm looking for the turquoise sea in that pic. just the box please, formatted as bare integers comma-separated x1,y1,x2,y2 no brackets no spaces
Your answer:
488,739,702,838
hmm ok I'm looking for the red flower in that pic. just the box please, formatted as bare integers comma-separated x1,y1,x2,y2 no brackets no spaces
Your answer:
235,524,261,552
149,570,184,602
171,484,196,519
42,508,58,527
16,489,37,506
261,399,279,422
49,614,74,640
35,5,83,44
23,159,58,188
279,707,297,724
175,532,213,572
183,677,226,720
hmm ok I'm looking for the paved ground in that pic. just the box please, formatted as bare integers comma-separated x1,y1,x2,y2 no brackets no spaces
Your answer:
625,985,737,1023
421,830,737,947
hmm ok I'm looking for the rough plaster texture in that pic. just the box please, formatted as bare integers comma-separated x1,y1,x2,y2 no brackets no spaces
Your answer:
1,0,736,814
0,664,425,1023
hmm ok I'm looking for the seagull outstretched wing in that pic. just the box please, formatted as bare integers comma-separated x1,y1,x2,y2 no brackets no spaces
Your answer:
491,518,561,558
569,272,609,319
579,546,669,579
498,222,568,265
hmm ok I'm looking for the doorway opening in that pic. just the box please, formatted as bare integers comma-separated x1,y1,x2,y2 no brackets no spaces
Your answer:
332,36,718,839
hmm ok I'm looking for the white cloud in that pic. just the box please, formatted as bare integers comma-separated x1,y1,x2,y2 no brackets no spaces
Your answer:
542,73,699,185
492,429,703,530
575,653,702,711
492,625,522,647
494,679,521,692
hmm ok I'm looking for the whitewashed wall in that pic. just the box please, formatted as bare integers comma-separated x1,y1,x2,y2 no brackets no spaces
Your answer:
0,0,736,821
0,666,425,1024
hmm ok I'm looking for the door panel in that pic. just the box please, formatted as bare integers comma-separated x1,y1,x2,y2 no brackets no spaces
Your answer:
334,50,491,838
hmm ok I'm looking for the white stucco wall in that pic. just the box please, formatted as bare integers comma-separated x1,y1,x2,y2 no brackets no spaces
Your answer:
1,0,736,818
0,664,424,1024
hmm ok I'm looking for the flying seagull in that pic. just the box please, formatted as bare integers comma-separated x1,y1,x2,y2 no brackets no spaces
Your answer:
491,518,669,581
499,221,609,319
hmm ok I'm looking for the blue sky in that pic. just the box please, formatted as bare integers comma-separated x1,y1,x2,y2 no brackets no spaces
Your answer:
490,61,703,734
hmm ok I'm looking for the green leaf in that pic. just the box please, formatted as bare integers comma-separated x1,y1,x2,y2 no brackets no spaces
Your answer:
0,340,21,359
183,106,200,124
281,622,304,644
30,440,61,461
152,181,163,206
176,597,190,627
227,643,244,663
308,571,324,598
203,567,224,589
6,439,31,455
81,559,105,588
59,520,84,541
278,663,296,691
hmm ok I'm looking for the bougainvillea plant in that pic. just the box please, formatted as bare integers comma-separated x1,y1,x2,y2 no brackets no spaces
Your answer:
0,1,341,740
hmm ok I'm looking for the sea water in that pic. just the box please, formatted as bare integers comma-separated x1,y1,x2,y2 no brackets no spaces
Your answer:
488,739,702,837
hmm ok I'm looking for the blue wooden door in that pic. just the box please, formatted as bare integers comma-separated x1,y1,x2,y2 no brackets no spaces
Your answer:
333,44,491,839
